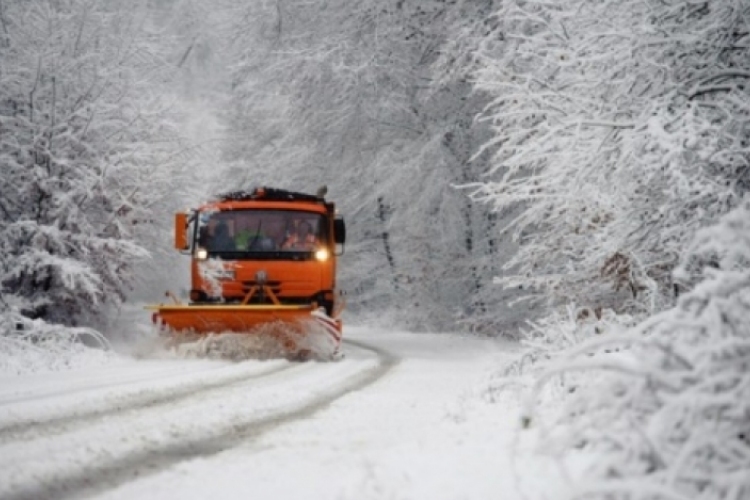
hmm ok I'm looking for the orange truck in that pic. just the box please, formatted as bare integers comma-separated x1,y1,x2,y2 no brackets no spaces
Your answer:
147,187,346,358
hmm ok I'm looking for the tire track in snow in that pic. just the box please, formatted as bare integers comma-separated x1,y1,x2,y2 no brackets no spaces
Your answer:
0,360,294,444
1,339,398,500
0,362,230,406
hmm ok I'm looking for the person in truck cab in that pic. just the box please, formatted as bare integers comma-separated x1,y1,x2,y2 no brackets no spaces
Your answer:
282,220,317,250
210,221,235,251
234,215,267,250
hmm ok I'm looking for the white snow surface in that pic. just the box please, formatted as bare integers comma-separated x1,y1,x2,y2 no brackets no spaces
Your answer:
0,326,571,500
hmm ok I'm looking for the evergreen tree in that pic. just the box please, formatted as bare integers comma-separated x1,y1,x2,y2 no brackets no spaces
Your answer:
0,0,190,326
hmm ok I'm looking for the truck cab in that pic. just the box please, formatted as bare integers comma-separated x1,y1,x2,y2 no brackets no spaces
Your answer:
175,187,346,317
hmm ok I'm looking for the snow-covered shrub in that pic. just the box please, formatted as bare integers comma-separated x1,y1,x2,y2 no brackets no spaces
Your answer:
0,311,113,376
523,199,750,500
502,305,638,378
468,0,750,315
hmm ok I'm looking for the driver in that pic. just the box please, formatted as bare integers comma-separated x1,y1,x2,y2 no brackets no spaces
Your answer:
210,221,235,251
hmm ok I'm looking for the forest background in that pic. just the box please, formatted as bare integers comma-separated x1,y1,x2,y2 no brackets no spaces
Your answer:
1,1,749,498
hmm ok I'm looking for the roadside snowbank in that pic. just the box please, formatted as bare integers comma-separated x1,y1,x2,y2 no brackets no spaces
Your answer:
501,201,750,499
0,313,117,377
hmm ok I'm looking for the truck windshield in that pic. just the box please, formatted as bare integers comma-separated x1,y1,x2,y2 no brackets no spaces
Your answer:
197,209,326,256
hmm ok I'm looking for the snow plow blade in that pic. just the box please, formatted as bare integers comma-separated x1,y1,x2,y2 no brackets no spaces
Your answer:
145,304,342,360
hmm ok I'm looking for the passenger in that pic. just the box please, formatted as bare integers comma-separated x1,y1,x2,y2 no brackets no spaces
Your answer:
234,216,267,250
282,221,317,250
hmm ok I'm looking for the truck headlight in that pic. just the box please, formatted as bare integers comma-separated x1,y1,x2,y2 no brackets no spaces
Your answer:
315,248,330,262
195,248,208,260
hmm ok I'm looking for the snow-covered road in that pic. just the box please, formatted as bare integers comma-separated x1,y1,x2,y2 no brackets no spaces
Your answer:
1,327,565,500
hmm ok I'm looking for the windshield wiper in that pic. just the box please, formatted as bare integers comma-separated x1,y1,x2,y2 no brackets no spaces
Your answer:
248,220,262,250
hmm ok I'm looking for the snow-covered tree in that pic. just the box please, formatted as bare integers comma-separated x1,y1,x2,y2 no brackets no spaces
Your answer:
468,0,750,316
522,198,750,500
463,2,750,495
0,0,190,326
215,0,517,331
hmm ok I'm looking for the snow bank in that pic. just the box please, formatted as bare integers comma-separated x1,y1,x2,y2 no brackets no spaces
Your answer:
493,200,750,500
0,313,117,377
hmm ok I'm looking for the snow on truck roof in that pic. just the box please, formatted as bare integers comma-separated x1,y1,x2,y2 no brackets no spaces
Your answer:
215,187,326,203
200,187,334,213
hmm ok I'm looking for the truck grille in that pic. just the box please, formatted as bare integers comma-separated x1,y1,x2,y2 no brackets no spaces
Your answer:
242,280,282,295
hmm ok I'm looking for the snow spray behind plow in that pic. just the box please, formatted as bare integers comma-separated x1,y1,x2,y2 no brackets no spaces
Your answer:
158,310,343,361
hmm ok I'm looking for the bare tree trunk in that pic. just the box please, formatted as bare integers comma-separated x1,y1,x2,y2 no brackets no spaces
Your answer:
377,196,399,293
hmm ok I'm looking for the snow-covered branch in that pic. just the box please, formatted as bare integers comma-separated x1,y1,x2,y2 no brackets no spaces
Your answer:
467,0,750,317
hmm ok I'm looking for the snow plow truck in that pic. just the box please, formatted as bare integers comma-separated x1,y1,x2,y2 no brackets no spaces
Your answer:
147,187,346,359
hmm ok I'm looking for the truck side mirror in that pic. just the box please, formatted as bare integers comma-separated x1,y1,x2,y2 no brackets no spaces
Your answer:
174,212,189,251
334,218,346,256
334,218,346,245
